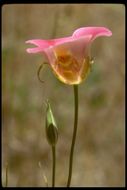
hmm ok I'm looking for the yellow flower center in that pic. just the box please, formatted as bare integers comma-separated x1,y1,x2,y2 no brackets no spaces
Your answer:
51,47,92,85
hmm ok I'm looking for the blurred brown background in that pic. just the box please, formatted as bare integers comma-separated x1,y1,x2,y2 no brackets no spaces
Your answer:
2,4,125,187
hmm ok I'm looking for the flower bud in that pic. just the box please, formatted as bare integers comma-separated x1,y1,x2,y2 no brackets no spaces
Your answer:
45,100,58,146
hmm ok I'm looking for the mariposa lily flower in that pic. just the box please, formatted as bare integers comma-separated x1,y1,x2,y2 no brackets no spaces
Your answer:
26,27,112,85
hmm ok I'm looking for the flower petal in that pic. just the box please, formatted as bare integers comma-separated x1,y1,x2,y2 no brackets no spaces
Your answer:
72,27,112,41
25,39,51,53
45,35,91,65
25,37,72,53
26,47,45,53
26,27,112,54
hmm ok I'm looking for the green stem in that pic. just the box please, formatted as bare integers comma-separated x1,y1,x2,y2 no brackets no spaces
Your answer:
52,145,56,187
67,85,79,187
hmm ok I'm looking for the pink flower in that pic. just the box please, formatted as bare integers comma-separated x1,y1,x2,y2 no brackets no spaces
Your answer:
26,27,112,85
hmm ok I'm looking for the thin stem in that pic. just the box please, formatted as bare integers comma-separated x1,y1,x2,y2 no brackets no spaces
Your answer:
67,85,79,187
52,145,56,187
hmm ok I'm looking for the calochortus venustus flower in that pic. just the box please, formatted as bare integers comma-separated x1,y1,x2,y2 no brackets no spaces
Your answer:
26,27,112,85
26,26,112,187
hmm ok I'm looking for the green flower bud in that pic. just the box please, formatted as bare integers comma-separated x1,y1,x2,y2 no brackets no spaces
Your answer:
45,100,58,146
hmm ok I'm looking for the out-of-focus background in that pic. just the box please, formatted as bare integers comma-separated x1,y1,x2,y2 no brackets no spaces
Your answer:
2,4,125,187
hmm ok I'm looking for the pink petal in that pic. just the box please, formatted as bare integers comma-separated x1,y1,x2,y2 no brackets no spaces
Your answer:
45,35,91,64
25,37,72,54
50,37,72,45
26,39,50,47
26,27,112,54
26,39,51,53
26,47,45,53
72,27,112,41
